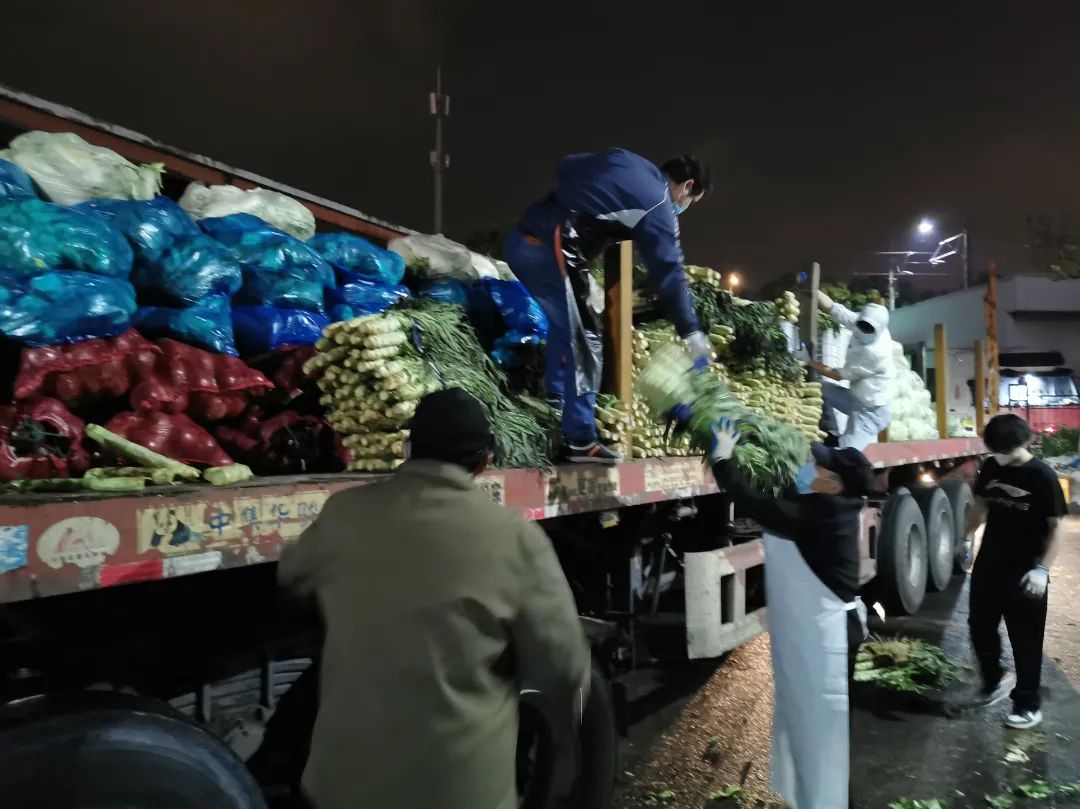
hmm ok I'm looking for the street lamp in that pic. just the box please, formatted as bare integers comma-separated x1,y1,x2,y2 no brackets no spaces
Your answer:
727,272,741,292
917,218,935,236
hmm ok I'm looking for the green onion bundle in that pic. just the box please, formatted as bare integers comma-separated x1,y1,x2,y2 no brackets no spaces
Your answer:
635,342,810,493
853,635,958,693
306,302,553,471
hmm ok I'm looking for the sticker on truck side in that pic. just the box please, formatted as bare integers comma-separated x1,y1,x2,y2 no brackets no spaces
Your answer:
37,517,120,570
136,490,331,554
0,524,29,574
644,459,708,494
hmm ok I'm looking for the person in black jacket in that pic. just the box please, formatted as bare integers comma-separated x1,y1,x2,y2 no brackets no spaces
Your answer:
708,419,878,809
964,414,1066,730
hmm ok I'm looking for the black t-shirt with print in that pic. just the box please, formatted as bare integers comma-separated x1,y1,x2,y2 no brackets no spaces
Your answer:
973,457,1067,571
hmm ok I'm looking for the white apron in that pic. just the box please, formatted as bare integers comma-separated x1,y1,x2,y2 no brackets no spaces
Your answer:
764,532,860,809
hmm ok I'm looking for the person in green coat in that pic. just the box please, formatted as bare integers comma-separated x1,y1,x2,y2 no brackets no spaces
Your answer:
278,388,590,809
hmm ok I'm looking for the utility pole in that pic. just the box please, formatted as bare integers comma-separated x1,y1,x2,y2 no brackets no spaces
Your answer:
961,226,969,288
429,66,450,234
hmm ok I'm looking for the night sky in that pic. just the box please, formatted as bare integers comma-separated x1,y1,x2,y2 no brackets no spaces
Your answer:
3,1,1080,292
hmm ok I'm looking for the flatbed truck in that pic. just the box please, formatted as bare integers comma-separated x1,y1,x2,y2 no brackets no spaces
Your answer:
0,86,988,808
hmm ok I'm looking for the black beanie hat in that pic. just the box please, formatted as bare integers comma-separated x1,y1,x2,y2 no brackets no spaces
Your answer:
409,388,494,464
811,443,879,498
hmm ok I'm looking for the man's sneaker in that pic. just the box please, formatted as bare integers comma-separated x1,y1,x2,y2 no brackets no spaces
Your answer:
1005,709,1043,730
977,671,1016,707
566,442,620,465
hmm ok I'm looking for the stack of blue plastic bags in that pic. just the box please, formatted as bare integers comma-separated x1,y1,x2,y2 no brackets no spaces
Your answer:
0,154,545,366
0,156,409,356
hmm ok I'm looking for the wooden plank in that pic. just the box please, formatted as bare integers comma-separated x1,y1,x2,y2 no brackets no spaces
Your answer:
799,261,821,360
935,323,949,438
985,262,1001,417
602,240,634,403
974,339,987,435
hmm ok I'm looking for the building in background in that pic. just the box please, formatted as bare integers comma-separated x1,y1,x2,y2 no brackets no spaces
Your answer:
890,276,1080,431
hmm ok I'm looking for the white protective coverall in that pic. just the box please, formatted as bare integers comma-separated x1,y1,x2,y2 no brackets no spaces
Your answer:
822,302,896,451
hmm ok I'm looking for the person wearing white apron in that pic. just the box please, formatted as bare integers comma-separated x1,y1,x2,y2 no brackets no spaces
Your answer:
709,423,876,809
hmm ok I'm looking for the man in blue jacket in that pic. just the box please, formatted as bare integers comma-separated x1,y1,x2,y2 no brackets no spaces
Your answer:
505,150,713,464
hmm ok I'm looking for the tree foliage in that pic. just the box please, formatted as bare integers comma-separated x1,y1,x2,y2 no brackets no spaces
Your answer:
1027,215,1080,278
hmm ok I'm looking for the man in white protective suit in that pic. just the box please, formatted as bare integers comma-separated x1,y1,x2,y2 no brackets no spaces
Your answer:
806,291,896,451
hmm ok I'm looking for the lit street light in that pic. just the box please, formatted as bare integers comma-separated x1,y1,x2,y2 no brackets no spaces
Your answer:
917,218,935,235
727,272,742,292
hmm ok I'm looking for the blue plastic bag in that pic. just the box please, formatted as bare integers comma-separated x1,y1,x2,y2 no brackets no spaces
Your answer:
133,294,237,356
0,270,136,346
483,279,548,343
232,306,330,355
200,214,335,288
484,280,547,367
76,197,199,263
77,198,241,305
308,233,406,285
131,235,243,306
327,277,409,318
418,280,469,307
236,268,325,312
0,159,36,200
0,198,133,278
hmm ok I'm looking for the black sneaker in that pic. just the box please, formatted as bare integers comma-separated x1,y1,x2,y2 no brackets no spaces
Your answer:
565,441,620,465
978,671,1016,707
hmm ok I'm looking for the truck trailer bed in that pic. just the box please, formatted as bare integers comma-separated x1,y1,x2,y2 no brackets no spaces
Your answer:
0,438,983,604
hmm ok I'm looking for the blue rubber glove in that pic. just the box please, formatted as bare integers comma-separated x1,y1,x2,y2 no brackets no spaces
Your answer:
686,331,711,371
669,403,693,425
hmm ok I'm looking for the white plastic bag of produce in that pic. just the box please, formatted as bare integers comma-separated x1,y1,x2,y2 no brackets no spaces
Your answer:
388,234,501,281
179,182,315,241
6,131,163,206
467,250,506,281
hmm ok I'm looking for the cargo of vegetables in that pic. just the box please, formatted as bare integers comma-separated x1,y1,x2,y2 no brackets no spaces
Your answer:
635,342,810,494
304,301,553,471
853,635,958,693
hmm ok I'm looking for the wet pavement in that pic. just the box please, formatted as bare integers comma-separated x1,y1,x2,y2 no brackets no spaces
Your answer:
615,519,1080,808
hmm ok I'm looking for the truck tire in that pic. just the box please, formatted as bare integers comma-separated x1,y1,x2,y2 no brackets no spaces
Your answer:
0,695,265,808
938,479,974,573
518,693,557,809
521,661,617,809
563,662,618,809
912,486,955,593
876,491,928,616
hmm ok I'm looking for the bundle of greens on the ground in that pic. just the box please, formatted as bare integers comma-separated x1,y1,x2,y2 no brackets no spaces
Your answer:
853,635,958,693
636,342,810,494
304,301,552,471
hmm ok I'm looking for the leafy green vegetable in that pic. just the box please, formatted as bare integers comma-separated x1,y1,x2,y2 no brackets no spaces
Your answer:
710,785,746,800
85,423,201,479
1016,780,1052,799
889,799,951,809
398,301,552,469
1057,782,1080,797
1035,427,1080,459
853,635,958,693
985,796,1014,809
203,464,254,486
635,342,809,494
